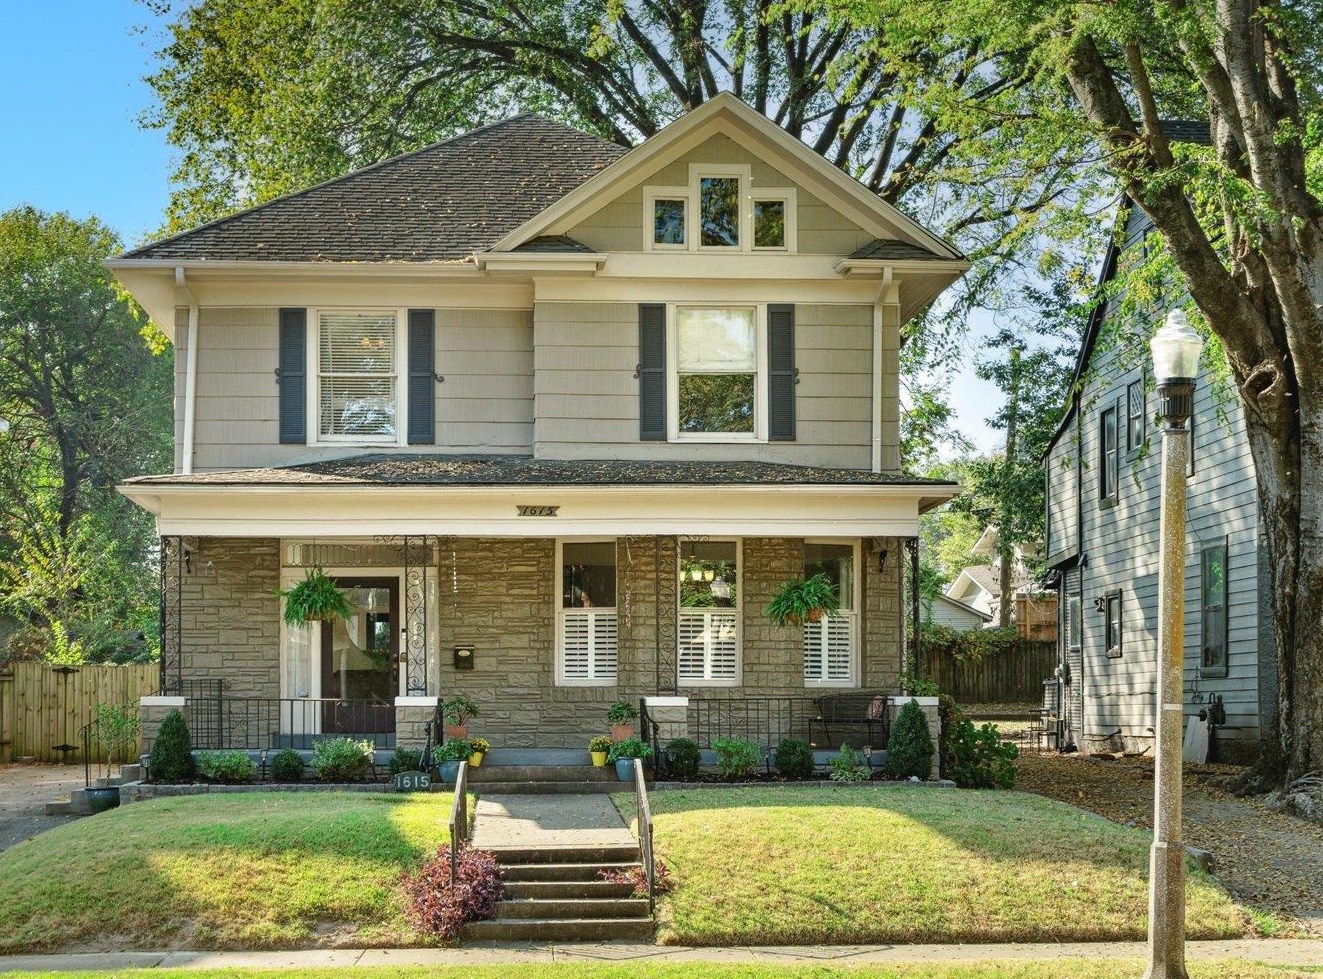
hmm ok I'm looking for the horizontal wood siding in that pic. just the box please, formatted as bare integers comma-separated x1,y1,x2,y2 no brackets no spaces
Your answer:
1045,413,1079,564
533,301,876,468
188,307,533,470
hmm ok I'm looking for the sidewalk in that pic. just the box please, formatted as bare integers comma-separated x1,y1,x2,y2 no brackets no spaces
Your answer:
470,793,636,850
0,940,1319,972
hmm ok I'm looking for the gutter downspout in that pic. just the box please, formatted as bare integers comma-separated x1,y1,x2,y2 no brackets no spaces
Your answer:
871,267,894,474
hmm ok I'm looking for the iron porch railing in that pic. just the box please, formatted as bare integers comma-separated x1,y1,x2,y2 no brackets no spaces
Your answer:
189,697,396,750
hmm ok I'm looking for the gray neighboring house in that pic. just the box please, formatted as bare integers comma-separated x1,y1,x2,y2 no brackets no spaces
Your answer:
1043,164,1276,763
929,594,992,631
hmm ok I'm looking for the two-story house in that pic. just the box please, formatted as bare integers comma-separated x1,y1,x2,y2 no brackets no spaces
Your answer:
111,94,967,754
1042,184,1276,764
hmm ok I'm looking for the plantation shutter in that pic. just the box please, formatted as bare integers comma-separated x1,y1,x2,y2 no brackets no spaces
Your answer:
407,309,436,444
767,303,796,441
638,303,667,441
278,308,307,444
560,610,618,682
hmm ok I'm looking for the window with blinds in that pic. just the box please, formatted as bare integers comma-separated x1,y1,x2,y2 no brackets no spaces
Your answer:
802,542,857,685
558,541,618,684
318,311,399,439
678,540,740,684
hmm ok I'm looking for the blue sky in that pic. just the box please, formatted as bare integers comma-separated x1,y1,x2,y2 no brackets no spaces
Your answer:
1,1,1005,454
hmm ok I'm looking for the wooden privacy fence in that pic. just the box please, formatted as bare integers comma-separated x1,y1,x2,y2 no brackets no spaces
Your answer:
0,662,157,763
919,640,1057,705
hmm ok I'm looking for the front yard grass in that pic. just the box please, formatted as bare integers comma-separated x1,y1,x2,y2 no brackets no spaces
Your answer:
0,792,450,952
615,787,1263,946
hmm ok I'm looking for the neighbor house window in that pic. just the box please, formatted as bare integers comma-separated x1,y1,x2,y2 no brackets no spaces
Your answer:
1200,543,1228,677
678,540,740,684
652,197,686,247
1099,405,1119,506
1127,379,1145,454
753,199,787,248
1104,591,1123,658
557,541,618,685
802,541,857,686
317,311,399,440
675,306,759,436
699,176,741,247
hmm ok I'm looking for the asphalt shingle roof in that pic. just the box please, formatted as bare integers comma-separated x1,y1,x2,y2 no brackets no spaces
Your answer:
120,116,628,263
848,239,949,261
123,454,961,489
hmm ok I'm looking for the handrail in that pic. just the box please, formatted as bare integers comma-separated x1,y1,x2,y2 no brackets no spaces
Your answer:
632,757,656,916
448,760,469,884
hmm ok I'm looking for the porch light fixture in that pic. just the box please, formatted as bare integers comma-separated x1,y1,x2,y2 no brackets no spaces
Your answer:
1143,304,1204,979
877,548,889,574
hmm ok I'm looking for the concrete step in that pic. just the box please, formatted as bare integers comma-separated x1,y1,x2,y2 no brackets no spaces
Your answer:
504,880,636,900
490,844,640,866
462,917,654,942
495,897,649,920
468,765,617,783
468,780,628,794
502,861,640,882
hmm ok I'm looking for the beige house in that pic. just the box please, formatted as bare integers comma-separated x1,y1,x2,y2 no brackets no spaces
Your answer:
112,94,966,754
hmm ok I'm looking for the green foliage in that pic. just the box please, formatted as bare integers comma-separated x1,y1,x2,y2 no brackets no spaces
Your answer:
91,702,140,778
885,700,935,780
829,744,872,783
442,695,478,726
921,624,1025,662
765,573,840,627
434,739,471,763
588,735,614,753
467,737,490,754
268,748,304,782
196,750,257,784
607,700,638,724
663,737,701,778
148,709,194,783
947,718,1020,789
937,693,963,780
388,747,423,775
311,737,374,782
277,568,352,627
898,673,940,697
775,738,815,779
607,736,653,762
712,737,762,779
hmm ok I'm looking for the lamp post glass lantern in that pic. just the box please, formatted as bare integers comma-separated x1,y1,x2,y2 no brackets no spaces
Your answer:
1144,307,1204,979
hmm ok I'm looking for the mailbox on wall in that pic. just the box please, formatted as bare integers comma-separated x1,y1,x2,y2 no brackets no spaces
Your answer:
453,645,474,670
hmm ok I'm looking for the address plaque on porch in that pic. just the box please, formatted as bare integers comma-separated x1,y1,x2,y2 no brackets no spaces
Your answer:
516,505,559,516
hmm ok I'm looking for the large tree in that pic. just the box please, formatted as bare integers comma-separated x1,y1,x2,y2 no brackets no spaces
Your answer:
815,0,1323,783
0,207,172,662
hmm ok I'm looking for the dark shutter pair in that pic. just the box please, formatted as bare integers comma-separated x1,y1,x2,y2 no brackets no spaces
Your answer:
638,303,795,441
277,308,435,445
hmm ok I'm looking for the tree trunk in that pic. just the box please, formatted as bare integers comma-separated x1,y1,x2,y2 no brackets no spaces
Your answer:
997,348,1021,629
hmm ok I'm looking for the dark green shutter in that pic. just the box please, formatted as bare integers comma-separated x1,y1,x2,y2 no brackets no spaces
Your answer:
277,308,306,444
639,303,667,441
407,309,436,444
768,303,796,441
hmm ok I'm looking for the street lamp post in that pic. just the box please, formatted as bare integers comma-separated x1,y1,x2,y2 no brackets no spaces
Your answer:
1145,309,1204,979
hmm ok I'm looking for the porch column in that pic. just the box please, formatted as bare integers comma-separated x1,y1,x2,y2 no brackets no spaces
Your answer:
159,535,186,694
400,535,438,696
906,536,921,680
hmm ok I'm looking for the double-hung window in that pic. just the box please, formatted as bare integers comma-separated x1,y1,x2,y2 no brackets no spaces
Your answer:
1104,591,1123,658
802,541,858,686
317,310,400,441
1200,543,1228,677
1099,405,1119,507
678,540,740,685
557,541,618,685
674,306,761,437
1126,379,1145,456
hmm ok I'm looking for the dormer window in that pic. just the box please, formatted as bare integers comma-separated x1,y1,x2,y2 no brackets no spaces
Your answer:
643,165,796,253
699,175,741,247
653,197,686,247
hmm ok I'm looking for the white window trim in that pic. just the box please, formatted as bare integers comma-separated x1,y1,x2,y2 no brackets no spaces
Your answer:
554,538,619,687
306,307,408,447
677,537,742,688
667,303,767,443
802,538,860,689
644,186,691,252
750,188,798,252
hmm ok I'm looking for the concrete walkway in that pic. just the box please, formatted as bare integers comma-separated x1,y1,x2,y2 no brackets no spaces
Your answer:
471,793,636,850
0,939,1320,972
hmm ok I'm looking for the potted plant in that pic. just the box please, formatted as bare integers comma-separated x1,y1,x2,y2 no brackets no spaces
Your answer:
607,701,638,741
766,573,840,626
442,695,479,739
86,702,140,813
588,735,613,767
468,737,490,768
607,736,653,782
436,738,471,783
278,567,353,627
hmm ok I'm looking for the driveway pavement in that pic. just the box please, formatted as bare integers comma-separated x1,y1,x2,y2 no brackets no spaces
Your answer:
0,763,83,852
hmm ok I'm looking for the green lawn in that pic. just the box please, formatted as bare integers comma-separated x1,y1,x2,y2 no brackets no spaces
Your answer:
0,964,1316,979
615,787,1263,946
0,793,451,952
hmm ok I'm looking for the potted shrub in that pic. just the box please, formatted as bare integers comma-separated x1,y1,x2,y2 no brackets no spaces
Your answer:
279,567,353,627
442,695,479,739
468,737,490,768
588,735,612,767
607,736,652,782
86,702,140,812
607,701,638,741
766,572,840,626
436,738,472,783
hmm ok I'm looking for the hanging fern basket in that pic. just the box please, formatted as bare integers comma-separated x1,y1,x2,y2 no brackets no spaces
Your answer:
278,568,354,628
766,573,840,627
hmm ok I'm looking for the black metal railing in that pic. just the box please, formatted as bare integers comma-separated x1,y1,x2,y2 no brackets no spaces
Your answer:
191,697,396,750
684,692,896,755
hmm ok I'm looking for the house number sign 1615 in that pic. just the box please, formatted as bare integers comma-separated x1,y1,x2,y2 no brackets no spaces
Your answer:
517,505,559,517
